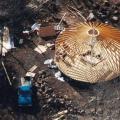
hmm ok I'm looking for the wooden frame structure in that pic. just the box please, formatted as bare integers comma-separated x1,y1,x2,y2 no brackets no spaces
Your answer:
55,22,120,83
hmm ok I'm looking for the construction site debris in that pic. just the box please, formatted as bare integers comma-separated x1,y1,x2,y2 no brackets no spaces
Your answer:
54,71,65,82
19,39,24,44
31,23,41,32
1,27,15,56
34,45,47,54
87,11,95,21
25,65,38,77
46,43,55,48
44,59,53,65
26,72,36,77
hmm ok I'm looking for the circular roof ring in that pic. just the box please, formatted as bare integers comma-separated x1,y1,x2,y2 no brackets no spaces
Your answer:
87,28,99,37
55,22,120,83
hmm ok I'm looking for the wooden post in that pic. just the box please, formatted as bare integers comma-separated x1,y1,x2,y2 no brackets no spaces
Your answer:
1,61,12,86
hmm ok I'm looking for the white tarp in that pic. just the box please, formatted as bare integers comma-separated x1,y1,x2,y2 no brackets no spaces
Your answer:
1,26,15,56
31,23,41,31
54,71,65,82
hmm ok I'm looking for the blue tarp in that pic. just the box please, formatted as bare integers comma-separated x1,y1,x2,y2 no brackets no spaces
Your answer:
18,86,32,106
18,85,31,92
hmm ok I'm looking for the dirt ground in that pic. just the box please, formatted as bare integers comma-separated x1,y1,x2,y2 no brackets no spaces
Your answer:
0,0,120,120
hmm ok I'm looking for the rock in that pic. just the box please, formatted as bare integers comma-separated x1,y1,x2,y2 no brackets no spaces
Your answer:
105,21,109,24
38,70,46,78
113,10,119,15
69,108,74,113
47,98,54,104
38,69,51,78
41,84,46,91
42,104,49,109
79,109,85,114
90,108,95,113
64,95,69,100
45,87,53,94
59,98,65,105
34,82,39,87
96,107,103,114
27,0,50,10
53,99,61,108
41,74,46,79
37,91,42,96
52,93,57,98
111,16,119,22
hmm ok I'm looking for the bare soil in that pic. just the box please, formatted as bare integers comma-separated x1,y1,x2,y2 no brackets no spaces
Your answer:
0,0,120,120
